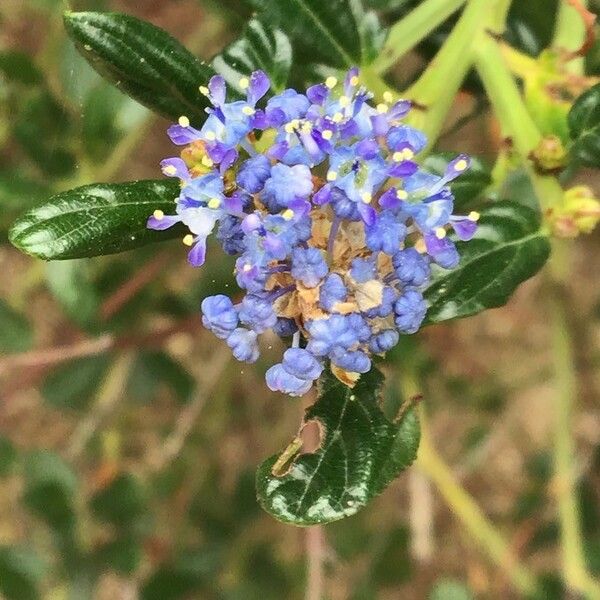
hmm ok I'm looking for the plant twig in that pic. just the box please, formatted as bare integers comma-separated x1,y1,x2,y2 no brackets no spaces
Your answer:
65,351,135,461
548,242,600,598
145,347,231,473
305,526,326,600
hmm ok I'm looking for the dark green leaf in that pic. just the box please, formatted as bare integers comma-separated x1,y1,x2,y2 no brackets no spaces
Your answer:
63,11,215,123
422,153,491,210
0,546,44,600
13,91,76,178
505,0,559,57
0,51,42,85
9,179,183,260
90,473,147,527
568,83,600,167
94,535,142,575
23,451,77,533
45,260,99,326
0,300,33,353
42,356,110,411
0,170,50,236
213,18,292,94
256,366,420,526
424,201,550,324
0,436,17,478
252,0,382,68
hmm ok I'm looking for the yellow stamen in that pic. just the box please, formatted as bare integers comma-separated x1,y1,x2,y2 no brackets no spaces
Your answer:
281,208,294,220
201,156,214,167
396,189,408,200
402,148,414,160
322,129,333,140
392,151,403,162
361,191,372,204
325,76,338,89
468,210,480,221
434,227,447,239
205,131,216,141
199,85,209,96
242,106,255,115
182,234,194,246
163,165,177,176
301,121,312,134
284,122,295,134
332,112,343,123
239,76,249,89
178,115,190,128
207,198,221,209
339,95,350,107
349,75,359,86
327,171,337,181
383,91,393,103
454,158,468,171
242,263,252,272
153,209,164,220
376,103,388,114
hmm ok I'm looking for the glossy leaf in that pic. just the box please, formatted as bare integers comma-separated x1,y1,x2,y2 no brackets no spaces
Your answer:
63,11,215,123
568,83,600,168
0,300,33,353
251,0,383,68
213,19,292,94
424,201,550,324
422,153,491,210
256,366,420,526
9,179,183,260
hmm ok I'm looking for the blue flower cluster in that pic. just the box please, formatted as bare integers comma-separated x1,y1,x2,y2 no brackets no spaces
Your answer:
148,68,479,396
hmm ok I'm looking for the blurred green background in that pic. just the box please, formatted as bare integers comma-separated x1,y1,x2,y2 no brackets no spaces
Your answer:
1,0,600,598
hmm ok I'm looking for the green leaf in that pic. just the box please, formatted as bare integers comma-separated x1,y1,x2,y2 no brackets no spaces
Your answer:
0,436,17,478
93,535,142,575
568,83,600,168
212,18,292,94
505,0,559,57
9,179,183,260
252,0,381,68
45,260,99,326
63,11,215,123
256,366,420,526
13,91,76,178
0,51,42,85
423,201,550,324
422,153,491,210
23,451,77,533
0,546,44,600
90,473,147,527
0,300,33,353
42,356,110,411
0,170,50,236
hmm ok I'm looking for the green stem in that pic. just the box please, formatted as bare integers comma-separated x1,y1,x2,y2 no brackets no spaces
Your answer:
403,0,506,148
548,242,600,599
554,0,588,75
397,372,538,596
372,0,467,74
473,31,564,211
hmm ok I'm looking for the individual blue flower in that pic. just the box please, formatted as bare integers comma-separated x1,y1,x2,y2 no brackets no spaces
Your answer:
346,313,372,342
386,125,427,154
265,89,310,125
365,286,397,318
392,248,431,287
330,348,371,373
394,290,427,334
273,318,298,337
262,163,313,210
226,327,259,363
369,329,399,354
238,295,277,333
201,295,239,339
319,273,347,311
365,211,407,254
281,348,324,381
350,258,377,283
306,315,358,356
291,247,328,288
217,215,245,255
237,154,272,193
424,231,460,268
265,364,312,396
